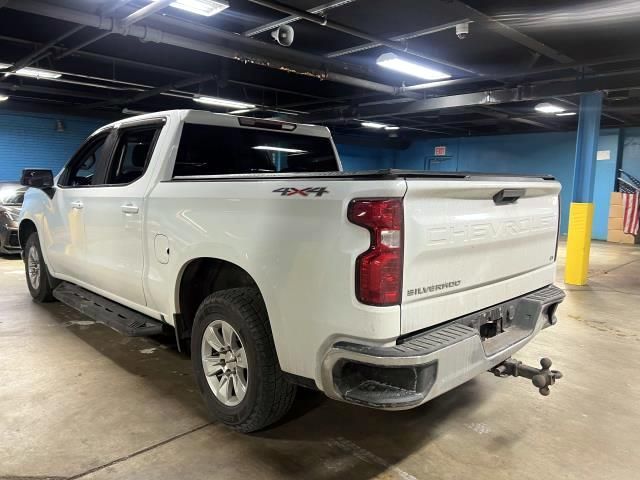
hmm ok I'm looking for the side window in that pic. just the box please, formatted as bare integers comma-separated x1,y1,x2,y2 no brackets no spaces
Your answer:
106,127,159,185
64,136,108,186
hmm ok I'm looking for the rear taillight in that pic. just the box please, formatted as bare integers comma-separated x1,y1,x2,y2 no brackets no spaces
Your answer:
348,198,403,306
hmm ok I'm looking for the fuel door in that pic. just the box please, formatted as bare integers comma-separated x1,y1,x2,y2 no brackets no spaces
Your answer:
154,234,170,264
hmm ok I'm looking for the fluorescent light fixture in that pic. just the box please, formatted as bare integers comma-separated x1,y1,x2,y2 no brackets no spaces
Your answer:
535,102,565,114
229,108,254,115
193,95,256,109
361,121,387,129
152,0,229,16
0,63,61,79
376,53,450,81
252,146,307,154
361,121,400,131
0,95,8,102
404,79,453,91
556,112,577,116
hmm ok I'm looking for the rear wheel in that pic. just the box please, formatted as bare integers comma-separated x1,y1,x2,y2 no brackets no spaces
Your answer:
191,287,296,433
24,232,58,303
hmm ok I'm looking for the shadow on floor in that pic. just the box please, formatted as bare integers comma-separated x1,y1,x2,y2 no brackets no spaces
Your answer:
35,299,491,480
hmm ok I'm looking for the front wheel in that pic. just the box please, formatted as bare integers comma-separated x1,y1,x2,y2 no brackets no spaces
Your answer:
24,232,59,303
191,288,296,433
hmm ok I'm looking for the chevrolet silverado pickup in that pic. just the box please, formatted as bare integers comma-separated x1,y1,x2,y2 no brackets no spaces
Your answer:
18,109,564,432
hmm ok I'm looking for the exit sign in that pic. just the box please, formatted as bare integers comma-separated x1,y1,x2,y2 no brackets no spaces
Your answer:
434,146,447,156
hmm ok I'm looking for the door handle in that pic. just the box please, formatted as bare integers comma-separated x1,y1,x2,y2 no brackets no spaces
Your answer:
71,201,83,210
121,204,139,214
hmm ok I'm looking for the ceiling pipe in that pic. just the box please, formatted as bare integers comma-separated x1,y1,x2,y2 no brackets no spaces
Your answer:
4,0,418,99
120,0,174,27
245,0,480,75
402,52,640,92
0,34,198,78
44,30,638,99
243,0,356,37
0,1,135,74
115,5,374,80
0,82,114,101
0,26,85,73
84,73,216,109
307,72,640,124
55,32,112,60
445,0,573,64
56,0,174,60
324,19,472,58
0,34,367,110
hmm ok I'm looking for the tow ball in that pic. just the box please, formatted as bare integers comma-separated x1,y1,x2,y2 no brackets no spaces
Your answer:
490,358,562,396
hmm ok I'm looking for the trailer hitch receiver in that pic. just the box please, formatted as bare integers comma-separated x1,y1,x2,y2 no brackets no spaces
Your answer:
490,358,562,396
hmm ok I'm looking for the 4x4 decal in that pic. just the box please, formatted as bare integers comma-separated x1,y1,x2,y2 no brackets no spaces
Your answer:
273,187,329,197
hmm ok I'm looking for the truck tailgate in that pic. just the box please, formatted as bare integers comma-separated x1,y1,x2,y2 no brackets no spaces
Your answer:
401,177,561,335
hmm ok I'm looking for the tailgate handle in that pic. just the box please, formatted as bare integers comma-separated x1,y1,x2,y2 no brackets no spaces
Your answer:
493,188,525,205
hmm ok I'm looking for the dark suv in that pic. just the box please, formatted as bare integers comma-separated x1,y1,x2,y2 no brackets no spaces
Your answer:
0,182,26,254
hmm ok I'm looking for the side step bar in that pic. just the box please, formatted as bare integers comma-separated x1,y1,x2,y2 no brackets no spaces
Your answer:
53,282,164,337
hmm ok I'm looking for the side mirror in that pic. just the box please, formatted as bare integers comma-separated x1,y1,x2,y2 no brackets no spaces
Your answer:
21,169,54,189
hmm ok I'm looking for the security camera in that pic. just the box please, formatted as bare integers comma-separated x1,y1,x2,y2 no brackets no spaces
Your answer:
271,25,294,47
456,22,469,40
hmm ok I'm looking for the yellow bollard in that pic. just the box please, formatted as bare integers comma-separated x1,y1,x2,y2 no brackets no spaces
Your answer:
564,202,594,285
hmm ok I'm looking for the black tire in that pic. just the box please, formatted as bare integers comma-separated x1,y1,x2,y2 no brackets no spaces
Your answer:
24,232,59,303
191,287,296,433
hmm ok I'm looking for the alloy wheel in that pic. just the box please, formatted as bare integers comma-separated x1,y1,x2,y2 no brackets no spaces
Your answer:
201,319,248,407
27,245,41,290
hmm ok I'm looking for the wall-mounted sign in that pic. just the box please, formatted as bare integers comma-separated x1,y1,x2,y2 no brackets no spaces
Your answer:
596,150,611,160
434,145,447,156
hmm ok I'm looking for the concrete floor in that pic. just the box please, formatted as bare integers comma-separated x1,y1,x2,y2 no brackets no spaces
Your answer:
1,240,639,480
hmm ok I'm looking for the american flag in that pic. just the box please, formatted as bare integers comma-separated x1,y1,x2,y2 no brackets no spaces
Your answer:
619,171,640,235
623,192,639,235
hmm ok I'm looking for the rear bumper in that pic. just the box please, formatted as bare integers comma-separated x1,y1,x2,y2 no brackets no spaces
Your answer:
320,284,565,409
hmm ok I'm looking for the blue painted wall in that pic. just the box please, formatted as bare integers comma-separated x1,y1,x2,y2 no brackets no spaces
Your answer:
0,108,628,240
396,132,577,234
0,111,397,181
339,130,621,238
408,131,620,238
0,111,104,181
592,133,619,240
621,127,640,182
336,143,397,171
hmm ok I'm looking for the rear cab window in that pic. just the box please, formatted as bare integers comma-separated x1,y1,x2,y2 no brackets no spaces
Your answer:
173,124,339,177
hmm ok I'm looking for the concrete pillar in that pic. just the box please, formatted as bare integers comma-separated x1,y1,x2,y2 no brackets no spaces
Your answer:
564,91,603,285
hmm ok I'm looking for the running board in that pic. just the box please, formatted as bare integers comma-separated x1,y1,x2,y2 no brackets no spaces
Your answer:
53,282,163,337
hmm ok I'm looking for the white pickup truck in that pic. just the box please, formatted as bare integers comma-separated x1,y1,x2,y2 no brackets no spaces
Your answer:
19,109,564,432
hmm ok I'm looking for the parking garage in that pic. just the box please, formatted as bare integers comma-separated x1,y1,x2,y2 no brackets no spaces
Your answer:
0,1,639,479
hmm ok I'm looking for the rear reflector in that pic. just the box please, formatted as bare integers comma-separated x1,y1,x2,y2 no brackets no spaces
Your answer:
348,198,403,306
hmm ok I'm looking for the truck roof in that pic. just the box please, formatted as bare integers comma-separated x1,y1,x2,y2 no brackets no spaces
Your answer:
91,109,331,139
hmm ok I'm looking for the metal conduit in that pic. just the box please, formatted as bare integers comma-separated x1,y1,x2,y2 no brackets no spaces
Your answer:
1,0,136,73
246,0,479,75
5,0,419,99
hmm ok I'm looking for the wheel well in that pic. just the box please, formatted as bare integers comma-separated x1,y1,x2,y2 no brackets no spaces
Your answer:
18,220,37,249
176,258,259,346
